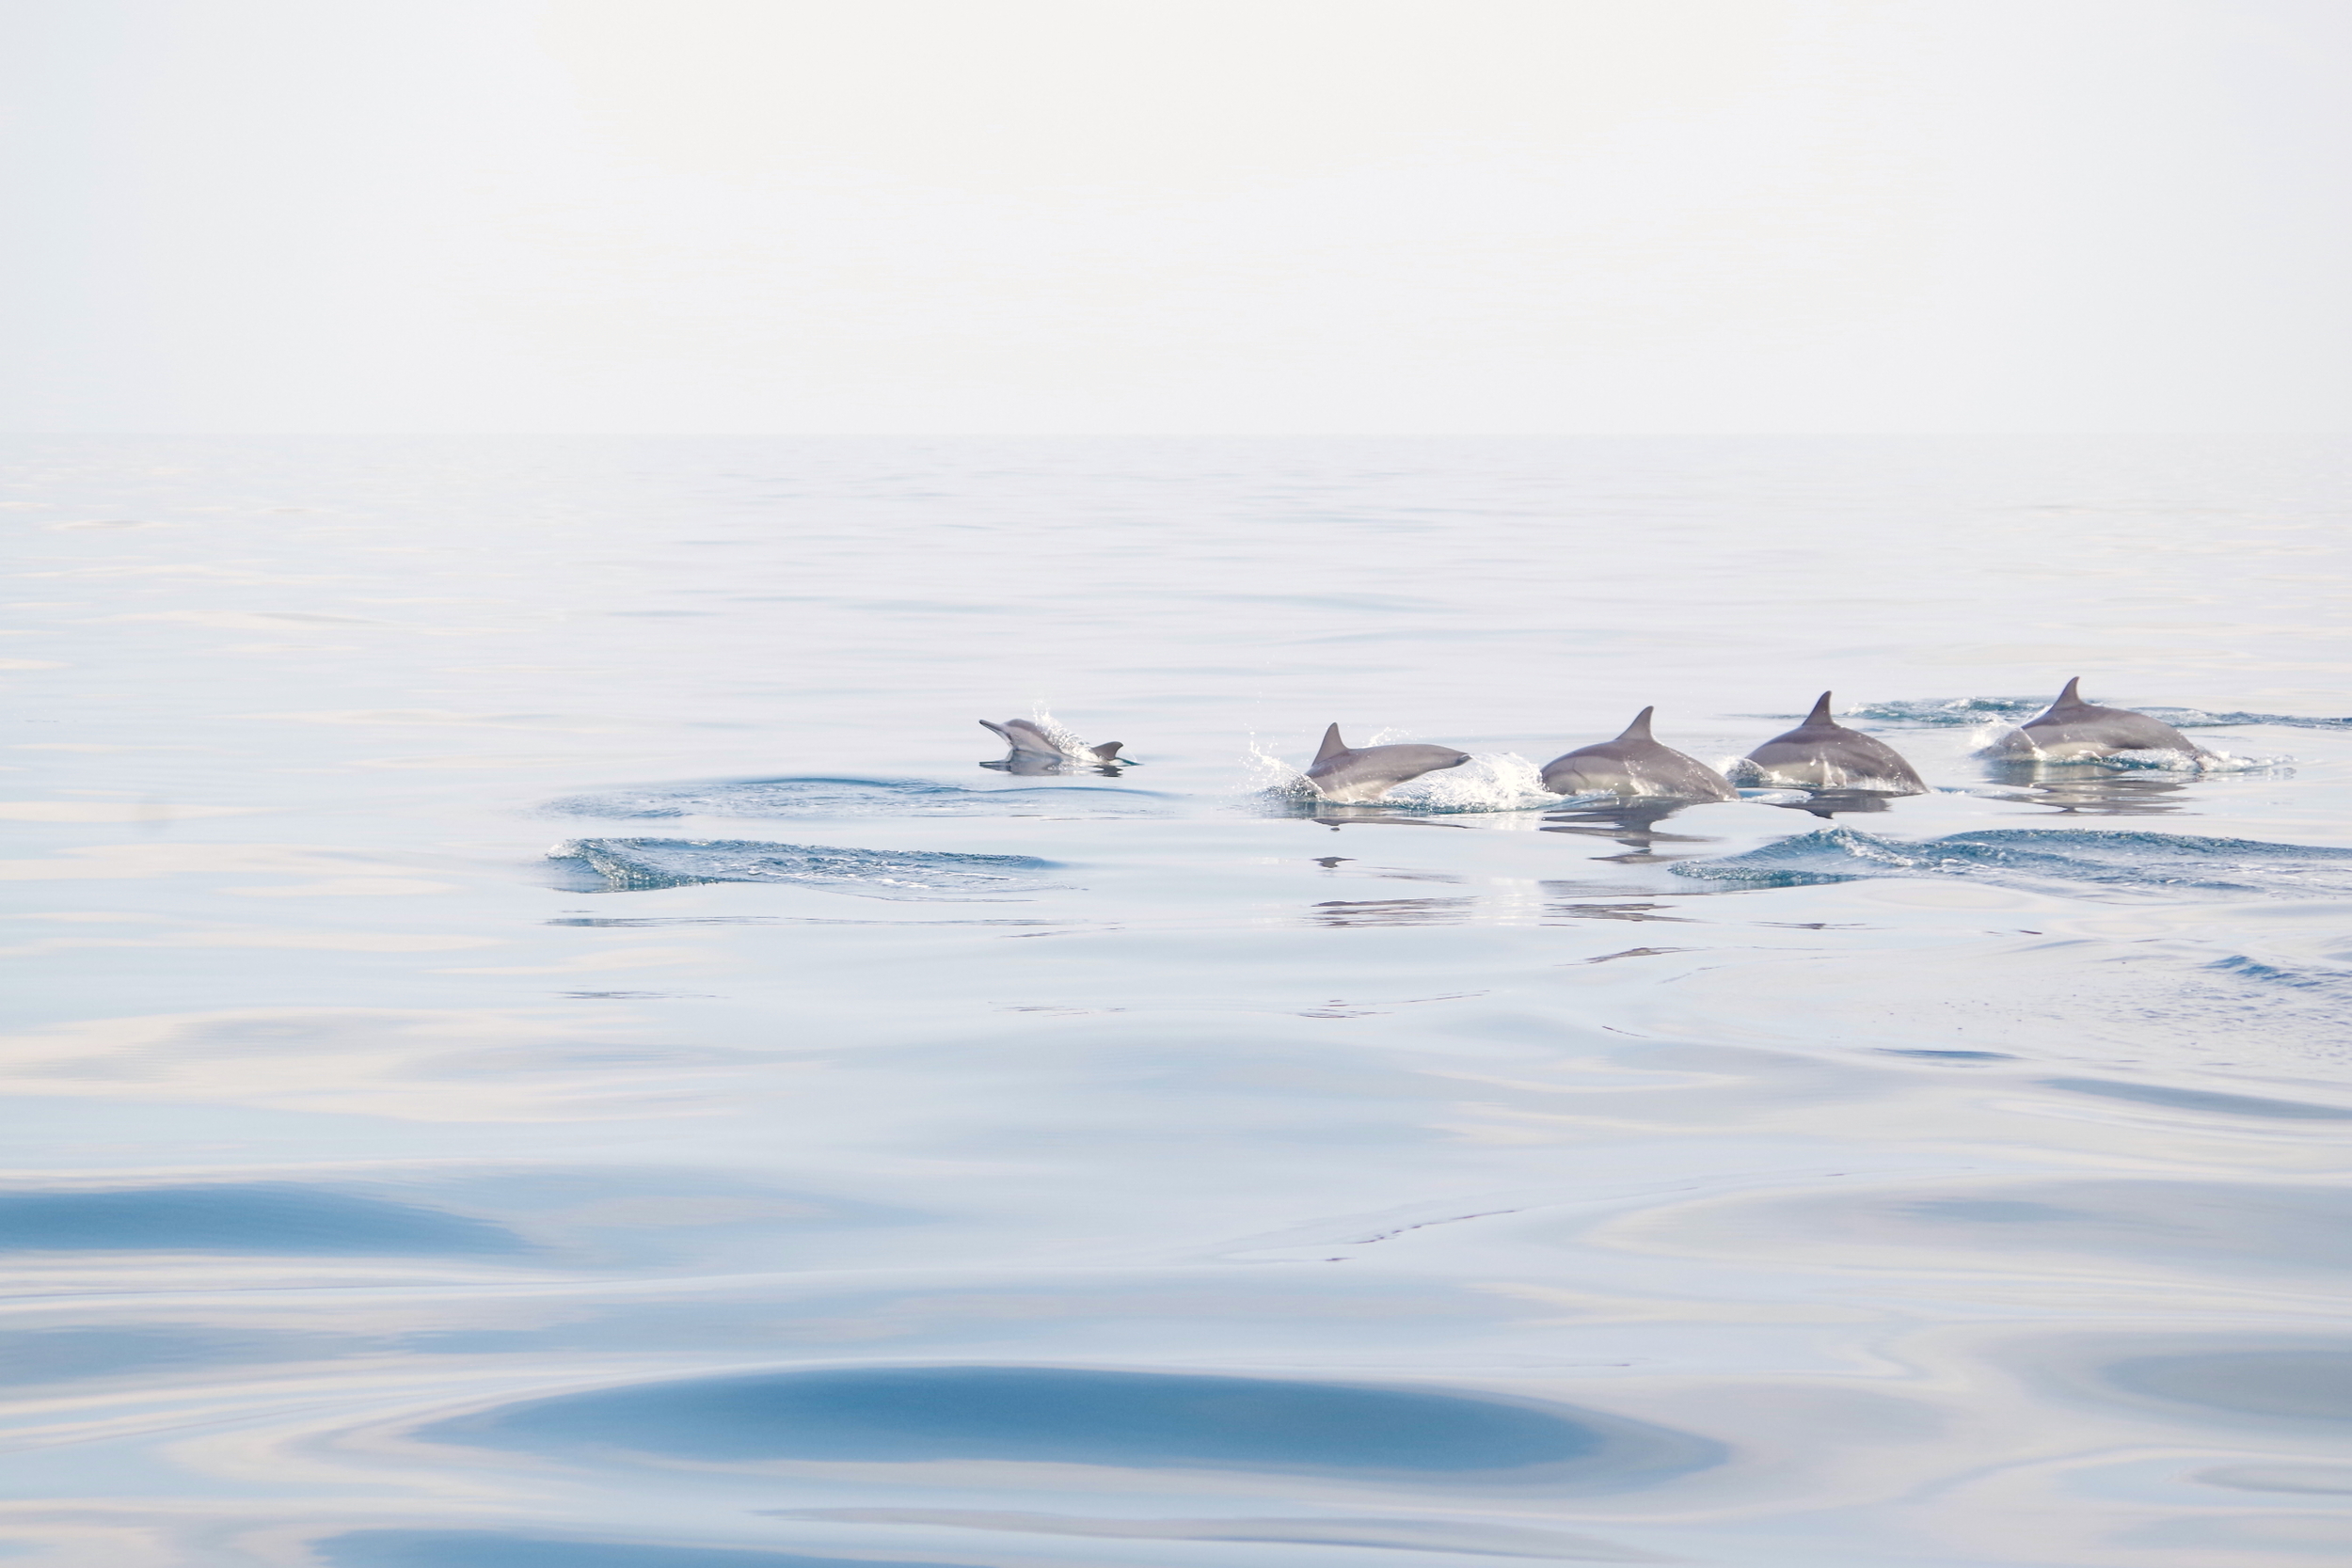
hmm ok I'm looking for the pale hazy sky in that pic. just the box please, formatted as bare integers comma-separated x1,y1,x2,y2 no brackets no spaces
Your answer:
5,0,2348,433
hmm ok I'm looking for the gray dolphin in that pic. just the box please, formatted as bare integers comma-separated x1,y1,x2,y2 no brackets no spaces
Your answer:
1303,724,1470,802
1540,706,1736,801
979,719,1126,768
1745,692,1926,793
1987,677,2202,761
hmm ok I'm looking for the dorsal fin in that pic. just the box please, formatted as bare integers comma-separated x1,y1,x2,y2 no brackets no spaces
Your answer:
1805,691,1836,725
2056,675,2084,706
1314,723,1348,763
1090,741,1122,760
1616,705,1656,742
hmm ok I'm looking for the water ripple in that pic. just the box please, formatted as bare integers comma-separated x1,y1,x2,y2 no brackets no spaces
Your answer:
422,1365,1723,1485
1671,827,2352,898
543,777,1165,819
548,839,1057,897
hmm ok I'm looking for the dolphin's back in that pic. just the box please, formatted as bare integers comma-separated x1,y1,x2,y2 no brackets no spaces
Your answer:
1540,707,1735,800
1746,692,1926,793
1303,724,1471,802
2000,677,2200,759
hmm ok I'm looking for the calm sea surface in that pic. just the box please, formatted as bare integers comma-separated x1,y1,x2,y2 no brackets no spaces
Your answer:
4,436,2352,1568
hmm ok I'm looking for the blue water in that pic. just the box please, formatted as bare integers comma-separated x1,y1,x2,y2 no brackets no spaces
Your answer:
5,436,2352,1567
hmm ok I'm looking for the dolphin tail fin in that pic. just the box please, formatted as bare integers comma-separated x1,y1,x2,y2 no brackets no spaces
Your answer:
1090,741,1123,760
1617,705,1656,742
1805,691,1836,725
1314,723,1348,763
2056,676,2084,706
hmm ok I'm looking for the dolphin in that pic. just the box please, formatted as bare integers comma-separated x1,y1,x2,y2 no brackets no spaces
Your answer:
1986,677,2202,761
1303,724,1470,802
978,719,1126,772
1745,692,1926,793
1539,707,1736,801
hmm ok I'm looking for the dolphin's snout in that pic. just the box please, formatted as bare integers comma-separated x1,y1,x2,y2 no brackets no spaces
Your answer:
1442,752,1470,768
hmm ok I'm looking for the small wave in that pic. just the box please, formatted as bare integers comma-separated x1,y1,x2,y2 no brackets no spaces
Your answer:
543,777,1164,819
2204,954,2352,992
2143,707,2352,731
1844,697,2045,725
548,839,1057,897
1849,697,2349,731
1671,827,2352,899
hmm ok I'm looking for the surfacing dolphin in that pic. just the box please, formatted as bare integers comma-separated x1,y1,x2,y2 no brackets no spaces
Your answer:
1745,692,1926,794
1986,677,2202,762
1540,706,1735,801
1303,724,1470,803
978,719,1128,775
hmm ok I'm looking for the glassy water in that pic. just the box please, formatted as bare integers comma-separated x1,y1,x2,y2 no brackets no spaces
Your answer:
4,436,2351,1568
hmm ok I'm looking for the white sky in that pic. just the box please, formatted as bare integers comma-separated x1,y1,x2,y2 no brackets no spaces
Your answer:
4,0,2348,433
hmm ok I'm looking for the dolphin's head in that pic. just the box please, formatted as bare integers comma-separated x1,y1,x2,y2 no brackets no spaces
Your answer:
980,719,1062,756
1396,745,1472,777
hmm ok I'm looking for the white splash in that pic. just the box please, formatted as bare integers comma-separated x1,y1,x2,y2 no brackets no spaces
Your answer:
1022,706,1101,760
1006,705,1145,765
1965,721,2028,756
1375,752,1565,812
1241,736,1317,800
2106,747,2293,774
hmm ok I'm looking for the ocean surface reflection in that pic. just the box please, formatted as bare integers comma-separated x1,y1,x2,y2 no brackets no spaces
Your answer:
2108,1348,2352,1424
1981,758,2206,816
5,436,2352,1566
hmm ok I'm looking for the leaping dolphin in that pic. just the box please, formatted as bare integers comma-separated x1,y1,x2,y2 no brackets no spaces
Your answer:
1986,677,2202,761
1745,692,1926,793
1303,724,1470,802
979,719,1127,774
1540,707,1736,801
